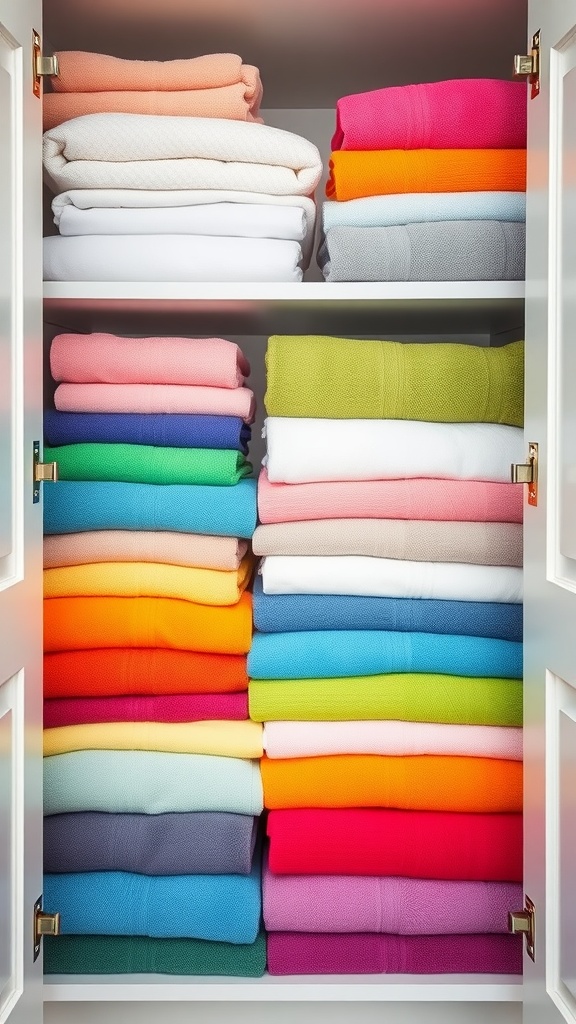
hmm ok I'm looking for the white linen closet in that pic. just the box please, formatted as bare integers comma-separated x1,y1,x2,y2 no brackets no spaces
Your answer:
0,0,575,1022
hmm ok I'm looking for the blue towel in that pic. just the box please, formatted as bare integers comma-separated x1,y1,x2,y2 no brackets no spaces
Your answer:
252,577,522,641
44,410,251,453
322,192,526,232
248,631,522,680
43,479,257,539
43,861,261,943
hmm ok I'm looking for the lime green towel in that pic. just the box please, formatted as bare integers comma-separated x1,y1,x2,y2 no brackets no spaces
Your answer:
44,444,251,486
249,674,522,726
264,337,524,426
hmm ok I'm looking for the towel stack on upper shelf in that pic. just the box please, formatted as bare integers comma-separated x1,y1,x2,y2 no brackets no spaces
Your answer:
42,332,265,977
42,52,322,282
319,79,527,282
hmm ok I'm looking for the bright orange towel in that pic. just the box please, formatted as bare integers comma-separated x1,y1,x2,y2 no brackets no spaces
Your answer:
326,149,527,202
261,755,522,813
44,593,252,655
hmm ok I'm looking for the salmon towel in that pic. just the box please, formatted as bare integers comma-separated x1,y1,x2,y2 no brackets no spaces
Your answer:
52,52,260,95
50,333,250,388
44,693,249,727
332,79,526,152
44,593,252,654
54,383,255,422
44,650,248,698
327,149,527,202
43,532,248,571
43,720,263,759
267,808,522,880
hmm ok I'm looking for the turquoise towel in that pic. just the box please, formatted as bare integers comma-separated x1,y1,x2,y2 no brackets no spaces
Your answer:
322,192,526,231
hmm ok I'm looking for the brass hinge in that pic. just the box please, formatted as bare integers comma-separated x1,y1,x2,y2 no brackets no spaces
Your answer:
508,895,535,961
511,441,538,506
32,30,59,98
33,441,58,503
514,29,540,99
33,896,61,961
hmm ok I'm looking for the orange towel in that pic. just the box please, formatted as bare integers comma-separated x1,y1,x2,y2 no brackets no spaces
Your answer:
261,755,522,813
326,149,527,202
44,593,252,655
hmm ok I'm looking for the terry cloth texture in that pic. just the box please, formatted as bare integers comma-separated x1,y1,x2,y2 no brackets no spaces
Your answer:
264,336,524,426
44,692,249,727
44,811,257,875
44,411,251,453
44,531,248,571
43,719,263,758
322,192,526,231
51,51,261,94
53,382,255,421
44,443,250,486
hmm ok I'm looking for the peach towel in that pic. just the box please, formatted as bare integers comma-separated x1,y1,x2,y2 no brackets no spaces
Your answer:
54,383,255,422
43,532,248,571
52,52,261,95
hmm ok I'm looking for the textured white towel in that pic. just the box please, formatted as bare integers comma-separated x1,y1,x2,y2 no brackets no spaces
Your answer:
43,114,322,196
263,418,524,484
43,235,303,283
57,204,306,239
260,555,523,602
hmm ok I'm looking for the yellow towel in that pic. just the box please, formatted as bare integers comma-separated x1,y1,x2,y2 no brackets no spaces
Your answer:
43,720,263,759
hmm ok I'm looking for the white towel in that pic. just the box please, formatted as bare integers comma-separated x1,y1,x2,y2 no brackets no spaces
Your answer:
259,555,523,603
322,192,526,231
43,234,303,283
43,114,322,197
263,418,524,484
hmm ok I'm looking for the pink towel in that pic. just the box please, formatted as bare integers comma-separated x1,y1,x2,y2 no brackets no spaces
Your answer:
54,383,255,423
50,334,250,388
258,470,523,525
44,693,248,728
332,79,526,152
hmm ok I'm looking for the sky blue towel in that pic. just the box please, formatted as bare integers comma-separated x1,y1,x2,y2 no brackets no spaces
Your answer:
248,631,522,680
44,410,250,453
322,192,526,231
43,479,257,539
43,861,261,943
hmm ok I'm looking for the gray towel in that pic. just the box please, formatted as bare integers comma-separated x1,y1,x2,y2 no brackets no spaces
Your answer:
319,221,525,282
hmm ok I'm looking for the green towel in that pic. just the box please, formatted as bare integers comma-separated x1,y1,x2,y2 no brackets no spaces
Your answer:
44,444,251,486
44,932,266,976
264,337,524,426
249,674,522,726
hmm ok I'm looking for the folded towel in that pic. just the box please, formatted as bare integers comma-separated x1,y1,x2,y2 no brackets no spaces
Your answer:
263,865,522,933
44,479,257,539
249,631,522,680
44,594,252,654
249,674,522,726
44,411,251,452
54,383,255,421
44,749,263,815
261,755,522,812
332,79,526,152
44,531,248,571
43,932,267,976
44,693,249,727
44,811,257,875
258,470,523,525
253,520,523,566
43,865,261,943
44,443,251,486
44,649,248,698
264,419,523,484
260,556,523,603
267,808,522,880
43,234,304,284
264,720,523,761
267,932,522,975
44,720,263,758
327,149,526,202
43,114,322,196
52,51,259,94
322,192,526,231
320,221,525,282
44,558,251,606
265,336,524,425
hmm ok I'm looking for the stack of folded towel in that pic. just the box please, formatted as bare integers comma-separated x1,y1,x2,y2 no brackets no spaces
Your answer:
319,78,527,282
42,52,322,282
42,332,265,977
250,334,524,976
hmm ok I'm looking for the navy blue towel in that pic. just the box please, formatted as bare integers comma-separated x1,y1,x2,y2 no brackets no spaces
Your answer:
44,409,250,453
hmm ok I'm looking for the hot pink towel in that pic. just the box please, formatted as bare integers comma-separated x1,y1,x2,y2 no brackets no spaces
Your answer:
332,79,526,152
258,470,523,525
50,334,250,388
54,383,255,423
43,693,248,728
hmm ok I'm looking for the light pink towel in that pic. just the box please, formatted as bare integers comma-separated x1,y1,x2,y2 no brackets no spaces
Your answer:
264,721,523,761
332,79,526,152
54,383,255,423
257,470,523,525
50,334,250,388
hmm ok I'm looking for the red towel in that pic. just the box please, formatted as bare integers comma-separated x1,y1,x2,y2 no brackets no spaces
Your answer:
43,693,249,727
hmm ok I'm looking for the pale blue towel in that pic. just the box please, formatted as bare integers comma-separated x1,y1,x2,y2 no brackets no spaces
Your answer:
322,192,526,232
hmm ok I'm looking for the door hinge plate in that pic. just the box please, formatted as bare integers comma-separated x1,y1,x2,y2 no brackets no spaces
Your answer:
33,441,59,503
508,895,535,961
513,29,540,99
34,896,61,961
511,441,538,506
32,30,59,98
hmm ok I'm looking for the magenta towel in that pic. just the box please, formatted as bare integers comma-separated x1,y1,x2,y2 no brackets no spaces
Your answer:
54,383,255,423
332,79,526,152
267,932,523,975
43,693,248,728
263,864,522,934
50,334,250,388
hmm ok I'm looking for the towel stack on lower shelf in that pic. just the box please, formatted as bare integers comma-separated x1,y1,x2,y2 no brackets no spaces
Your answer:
251,334,524,975
42,332,265,977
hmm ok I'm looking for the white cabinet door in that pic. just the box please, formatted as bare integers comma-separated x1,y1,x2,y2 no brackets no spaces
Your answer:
524,1,576,1022
0,1,44,1024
